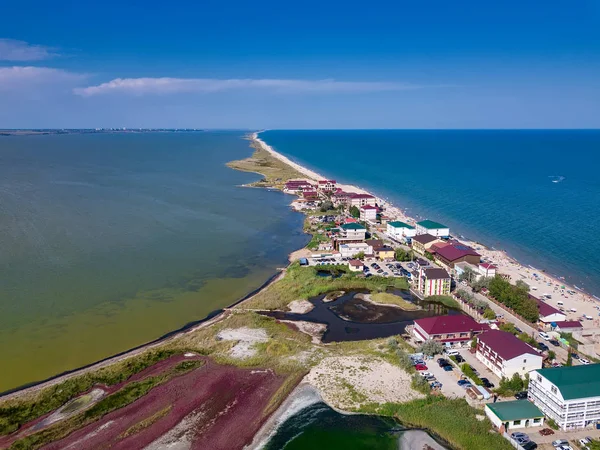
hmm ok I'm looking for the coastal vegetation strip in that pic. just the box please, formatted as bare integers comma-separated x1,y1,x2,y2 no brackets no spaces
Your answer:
360,397,513,450
226,137,306,187
239,262,409,311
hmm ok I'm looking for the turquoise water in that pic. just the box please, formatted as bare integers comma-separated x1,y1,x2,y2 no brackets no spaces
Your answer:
261,130,600,296
0,131,308,391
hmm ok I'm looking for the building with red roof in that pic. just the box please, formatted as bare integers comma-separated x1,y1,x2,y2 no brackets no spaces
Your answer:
533,296,566,323
434,243,481,269
302,190,319,201
476,330,543,378
348,193,376,207
359,204,378,222
551,320,583,333
478,263,497,278
412,314,490,346
317,180,337,192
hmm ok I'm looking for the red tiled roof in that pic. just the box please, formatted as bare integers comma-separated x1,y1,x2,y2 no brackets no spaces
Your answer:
348,259,363,267
435,244,480,262
415,315,489,336
479,263,497,269
318,179,336,184
360,204,377,210
533,297,564,318
554,320,583,329
349,193,375,199
478,330,539,360
345,218,358,223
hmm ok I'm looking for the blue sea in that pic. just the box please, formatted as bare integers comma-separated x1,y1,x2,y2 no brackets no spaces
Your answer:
261,130,600,297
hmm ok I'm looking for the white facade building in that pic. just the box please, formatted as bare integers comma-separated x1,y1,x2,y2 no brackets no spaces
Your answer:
339,223,367,240
348,194,376,208
359,205,377,222
386,221,416,240
339,243,373,258
478,263,497,278
529,365,600,430
415,220,450,238
476,330,543,379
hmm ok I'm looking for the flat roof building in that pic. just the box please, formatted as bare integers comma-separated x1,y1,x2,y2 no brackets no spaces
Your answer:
476,330,542,379
485,400,544,432
415,220,450,238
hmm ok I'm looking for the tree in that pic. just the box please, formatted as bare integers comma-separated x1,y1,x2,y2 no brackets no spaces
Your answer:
472,276,491,293
459,266,478,284
496,373,525,396
566,352,573,366
547,350,556,361
395,248,413,262
425,252,434,261
417,340,444,356
349,206,360,218
483,308,496,320
470,337,477,349
515,279,530,292
411,373,431,394
355,251,365,260
319,200,334,212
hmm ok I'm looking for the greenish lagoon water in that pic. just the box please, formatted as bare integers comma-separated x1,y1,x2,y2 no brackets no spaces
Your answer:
0,132,307,392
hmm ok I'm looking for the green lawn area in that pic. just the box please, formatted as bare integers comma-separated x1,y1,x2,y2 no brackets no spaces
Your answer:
370,292,419,310
240,262,409,310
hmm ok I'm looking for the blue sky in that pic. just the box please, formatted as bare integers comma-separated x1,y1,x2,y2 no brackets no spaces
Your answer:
1,0,599,128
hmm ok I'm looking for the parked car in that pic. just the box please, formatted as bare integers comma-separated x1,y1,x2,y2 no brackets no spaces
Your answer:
552,439,569,447
415,364,428,371
430,381,443,389
538,342,550,351
480,377,494,388
443,365,453,372
522,441,538,450
539,428,554,436
539,331,551,340
445,349,459,356
515,391,528,400
580,358,590,365
549,339,560,347
511,432,530,443
454,354,465,363
579,438,591,447
457,380,469,386
420,372,434,378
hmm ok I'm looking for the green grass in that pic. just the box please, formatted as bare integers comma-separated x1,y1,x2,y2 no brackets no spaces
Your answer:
9,359,203,450
226,139,305,187
423,295,460,309
360,397,513,450
370,292,419,310
306,232,330,250
460,363,483,386
0,349,181,435
119,405,172,438
240,262,408,310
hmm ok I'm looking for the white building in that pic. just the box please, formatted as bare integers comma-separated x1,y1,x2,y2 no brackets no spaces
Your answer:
339,223,367,240
535,297,567,324
339,242,373,258
454,261,480,280
476,330,543,379
359,204,377,222
386,221,416,240
317,179,337,192
485,401,545,432
478,263,497,278
529,365,600,430
348,193,376,208
348,259,364,272
415,220,450,238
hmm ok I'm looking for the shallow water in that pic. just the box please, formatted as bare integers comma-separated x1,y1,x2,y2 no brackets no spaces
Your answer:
261,290,460,342
0,132,308,391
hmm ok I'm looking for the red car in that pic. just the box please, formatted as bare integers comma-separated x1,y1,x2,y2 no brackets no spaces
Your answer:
415,364,428,371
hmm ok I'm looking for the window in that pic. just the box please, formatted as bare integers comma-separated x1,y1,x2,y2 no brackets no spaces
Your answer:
514,420,521,425
537,375,542,382
523,359,527,363
533,418,541,423
551,386,557,394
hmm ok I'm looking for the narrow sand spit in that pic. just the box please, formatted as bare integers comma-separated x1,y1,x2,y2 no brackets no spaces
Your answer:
217,328,268,359
288,248,312,262
399,430,449,450
304,356,424,411
281,320,326,344
287,300,314,314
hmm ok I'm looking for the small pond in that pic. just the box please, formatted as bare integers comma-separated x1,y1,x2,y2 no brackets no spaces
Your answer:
261,289,462,342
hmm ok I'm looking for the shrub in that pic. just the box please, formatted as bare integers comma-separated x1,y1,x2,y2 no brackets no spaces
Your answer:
417,340,444,357
411,373,431,394
460,363,483,386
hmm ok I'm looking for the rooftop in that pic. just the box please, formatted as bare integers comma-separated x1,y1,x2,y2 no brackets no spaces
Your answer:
365,239,384,249
348,259,363,267
341,223,367,231
536,365,600,400
423,268,450,280
479,263,497,270
533,297,564,319
377,245,395,252
435,244,480,262
554,320,583,329
349,193,375,199
360,204,377,210
412,234,438,245
417,219,448,230
478,330,539,360
415,314,489,335
486,401,544,421
388,221,414,229
318,179,336,184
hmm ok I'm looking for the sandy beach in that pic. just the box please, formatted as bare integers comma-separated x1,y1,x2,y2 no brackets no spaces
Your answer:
253,131,600,331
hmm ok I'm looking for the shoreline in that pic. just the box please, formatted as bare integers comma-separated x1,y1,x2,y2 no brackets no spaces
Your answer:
254,131,600,309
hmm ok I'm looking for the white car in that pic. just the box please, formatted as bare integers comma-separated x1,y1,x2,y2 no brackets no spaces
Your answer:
580,358,590,365
552,440,568,448
539,331,551,340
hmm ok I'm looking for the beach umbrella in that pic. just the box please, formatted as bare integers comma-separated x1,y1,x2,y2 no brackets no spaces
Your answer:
561,285,565,289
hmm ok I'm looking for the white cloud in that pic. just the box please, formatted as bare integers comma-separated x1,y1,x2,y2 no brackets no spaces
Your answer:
0,66,85,91
0,39,57,61
74,77,425,97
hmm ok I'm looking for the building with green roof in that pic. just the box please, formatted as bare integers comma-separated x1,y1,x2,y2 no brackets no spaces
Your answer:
415,220,450,238
386,221,416,240
338,222,367,241
485,400,544,431
529,365,600,430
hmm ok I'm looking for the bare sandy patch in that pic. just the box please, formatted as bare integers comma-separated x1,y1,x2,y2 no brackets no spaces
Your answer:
281,320,326,344
287,300,314,314
288,248,312,262
304,356,424,411
217,327,268,359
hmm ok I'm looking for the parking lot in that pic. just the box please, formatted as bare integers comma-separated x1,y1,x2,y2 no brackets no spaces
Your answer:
363,259,409,278
424,356,468,398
